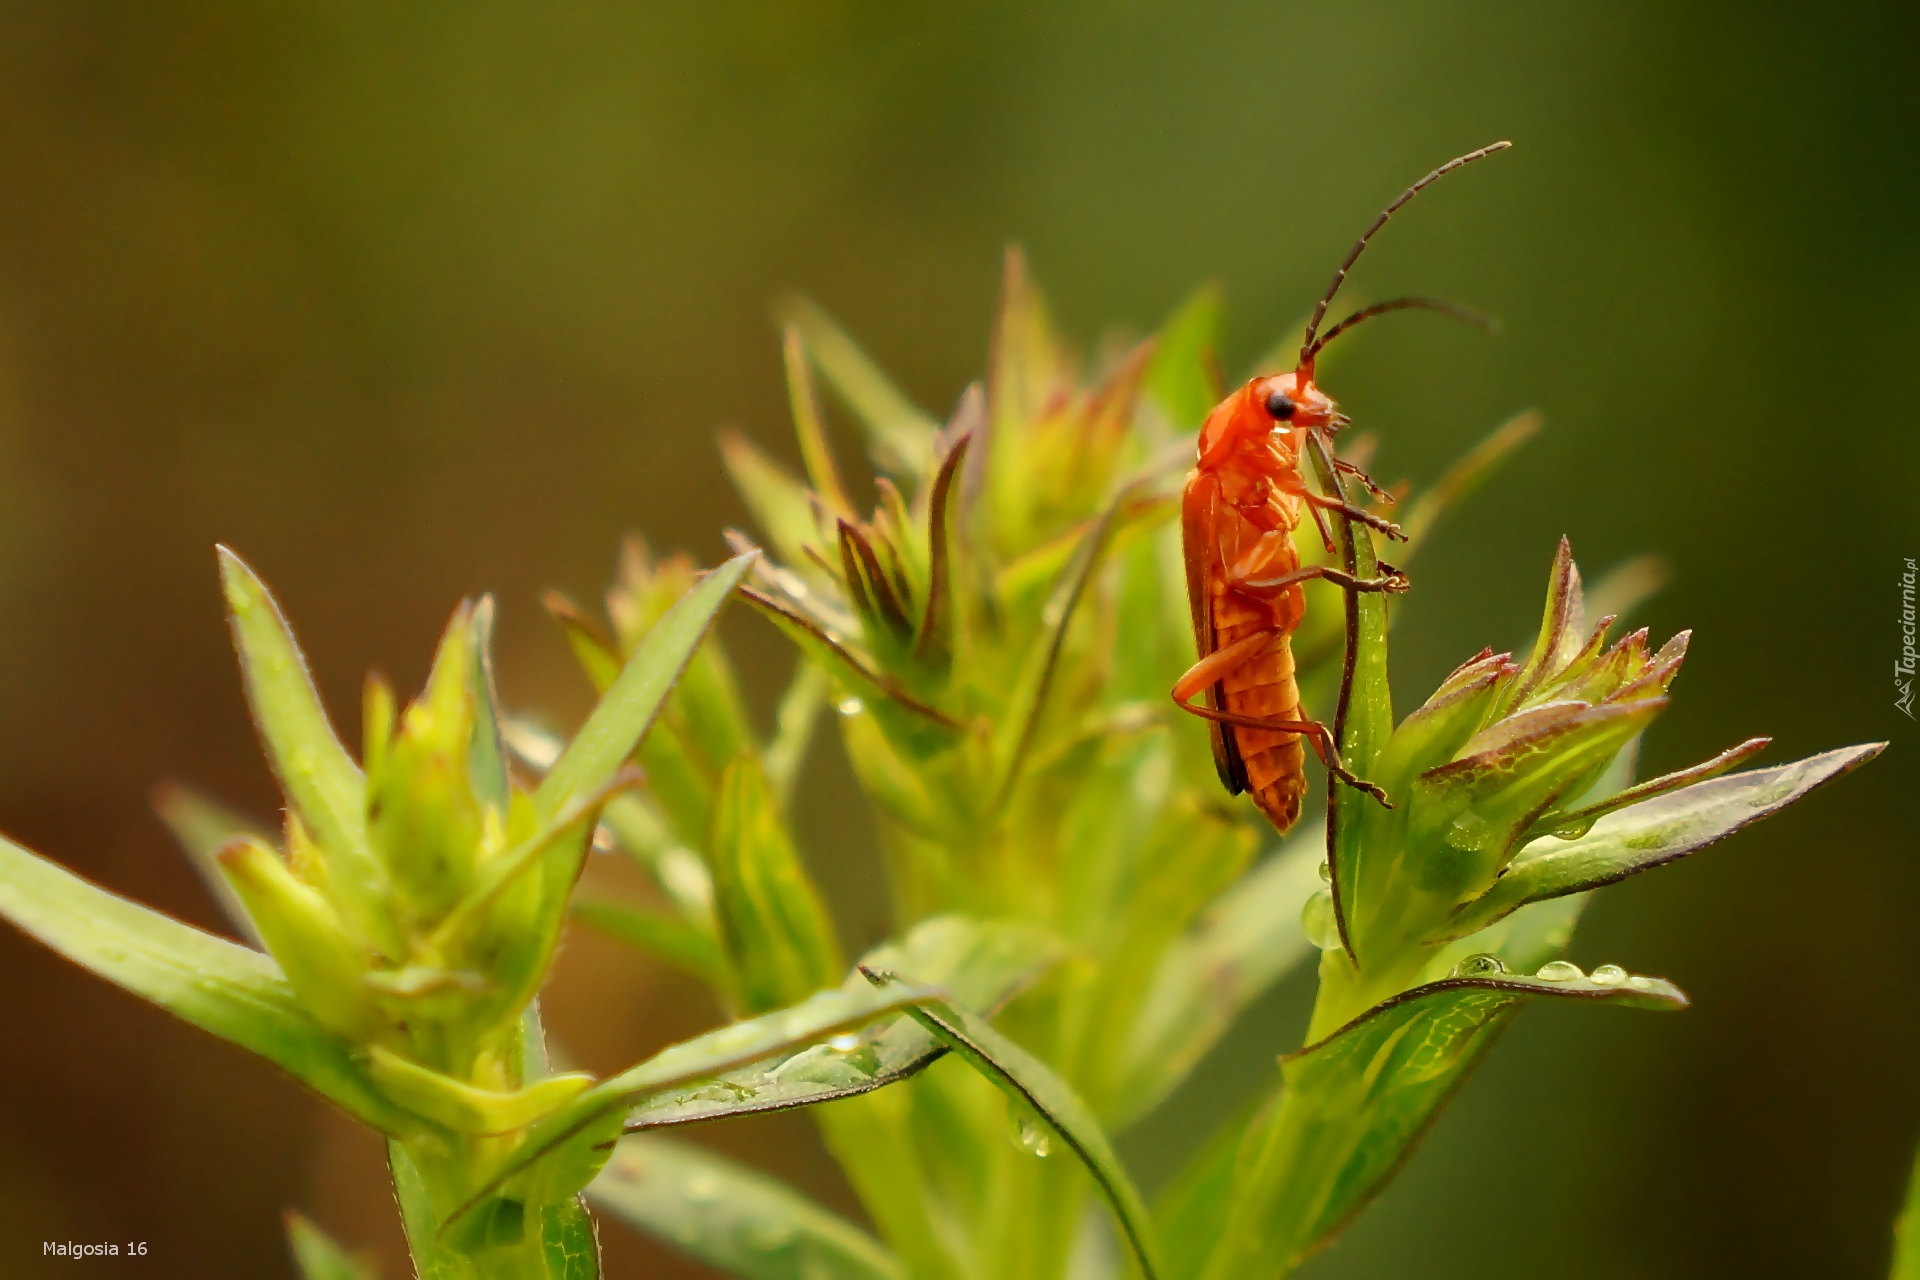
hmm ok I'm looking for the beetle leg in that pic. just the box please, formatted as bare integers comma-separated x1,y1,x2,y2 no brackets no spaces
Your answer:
1294,488,1406,540
1240,561,1411,596
1171,693,1393,807
1304,495,1338,554
1170,631,1272,705
1333,457,1395,504
1275,468,1407,541
1170,633,1393,808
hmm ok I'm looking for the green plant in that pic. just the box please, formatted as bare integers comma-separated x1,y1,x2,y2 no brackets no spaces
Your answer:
0,254,1883,1280
0,548,982,1279
558,254,1883,1279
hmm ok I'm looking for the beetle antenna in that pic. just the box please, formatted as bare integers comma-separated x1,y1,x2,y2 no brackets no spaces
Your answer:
1298,141,1512,368
1301,296,1497,364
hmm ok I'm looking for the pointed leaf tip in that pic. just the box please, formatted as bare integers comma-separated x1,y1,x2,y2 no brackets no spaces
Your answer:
537,552,756,823
216,547,386,949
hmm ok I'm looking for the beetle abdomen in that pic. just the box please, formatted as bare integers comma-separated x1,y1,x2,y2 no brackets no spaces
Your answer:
1211,577,1310,832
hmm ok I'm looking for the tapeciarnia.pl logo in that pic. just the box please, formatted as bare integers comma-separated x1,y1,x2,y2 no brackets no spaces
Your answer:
1898,556,1916,720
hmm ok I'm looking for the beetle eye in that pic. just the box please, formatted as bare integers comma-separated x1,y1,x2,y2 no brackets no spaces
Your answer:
1264,389,1296,420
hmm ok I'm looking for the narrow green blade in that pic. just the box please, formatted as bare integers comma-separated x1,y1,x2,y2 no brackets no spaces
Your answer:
285,1211,378,1280
152,782,272,946
1305,434,1392,961
446,982,945,1228
1142,283,1224,431
217,548,384,936
571,897,731,990
1118,832,1321,1123
538,553,754,823
0,834,410,1134
1196,967,1686,1278
1894,1135,1920,1280
625,915,1060,1130
1449,743,1885,937
707,753,843,1013
776,296,939,479
591,1135,901,1280
389,1140,601,1280
874,981,1164,1280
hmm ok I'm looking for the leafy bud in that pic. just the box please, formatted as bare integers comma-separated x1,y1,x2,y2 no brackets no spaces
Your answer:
215,836,384,1043
367,605,489,926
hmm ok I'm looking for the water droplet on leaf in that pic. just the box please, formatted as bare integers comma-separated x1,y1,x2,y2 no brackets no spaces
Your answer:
1017,1117,1052,1157
837,697,864,716
1451,952,1508,978
1589,963,1628,986
1316,860,1332,883
1300,890,1343,951
828,1033,860,1052
1535,960,1584,981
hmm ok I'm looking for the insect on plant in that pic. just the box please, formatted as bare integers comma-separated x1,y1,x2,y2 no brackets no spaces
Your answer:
1174,141,1511,834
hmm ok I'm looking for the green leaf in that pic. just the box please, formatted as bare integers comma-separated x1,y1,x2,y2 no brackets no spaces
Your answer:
784,324,856,517
1195,967,1685,1279
863,974,1164,1280
285,1210,378,1280
623,914,1061,1131
571,896,731,990
1143,282,1225,431
151,782,272,946
589,1135,902,1280
1156,1093,1270,1280
389,1140,601,1280
0,833,412,1135
1582,553,1669,629
988,487,1141,809
909,432,971,669
708,754,844,1013
596,794,719,927
387,1003,599,1278
545,593,623,694
776,295,940,480
216,836,384,1043
1397,411,1540,556
1304,432,1392,960
365,1048,592,1136
1894,1134,1920,1280
764,662,828,809
736,581,962,755
1118,832,1322,1122
1518,733,1768,843
432,770,641,947
466,596,511,813
1446,743,1885,939
446,981,946,1227
537,553,755,823
719,431,825,578
217,547,389,951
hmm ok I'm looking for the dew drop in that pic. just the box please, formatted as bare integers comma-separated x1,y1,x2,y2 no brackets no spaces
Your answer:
837,697,864,717
1316,860,1332,883
1450,952,1507,978
1589,963,1628,986
1534,960,1584,982
828,1033,860,1052
1017,1118,1053,1158
1626,975,1657,992
1300,890,1344,951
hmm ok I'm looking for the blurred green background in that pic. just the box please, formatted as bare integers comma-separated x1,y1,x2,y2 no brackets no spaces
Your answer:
0,2,1914,1276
